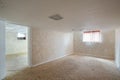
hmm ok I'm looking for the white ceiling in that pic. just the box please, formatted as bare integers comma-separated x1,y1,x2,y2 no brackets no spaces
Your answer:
0,0,120,31
6,23,27,33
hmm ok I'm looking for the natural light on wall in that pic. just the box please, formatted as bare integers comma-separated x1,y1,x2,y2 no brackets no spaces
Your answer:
83,30,102,43
17,33,25,37
17,33,26,40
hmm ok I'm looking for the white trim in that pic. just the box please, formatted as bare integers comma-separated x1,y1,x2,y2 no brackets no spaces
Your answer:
74,53,114,60
118,67,120,71
32,54,71,67
27,27,32,67
0,20,6,80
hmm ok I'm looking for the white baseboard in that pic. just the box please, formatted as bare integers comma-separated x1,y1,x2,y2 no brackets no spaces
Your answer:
74,53,114,60
32,53,72,67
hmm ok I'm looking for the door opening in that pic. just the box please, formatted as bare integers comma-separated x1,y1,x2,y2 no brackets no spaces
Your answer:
5,23,30,76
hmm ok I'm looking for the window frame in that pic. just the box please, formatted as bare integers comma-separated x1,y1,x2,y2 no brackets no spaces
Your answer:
83,30,102,43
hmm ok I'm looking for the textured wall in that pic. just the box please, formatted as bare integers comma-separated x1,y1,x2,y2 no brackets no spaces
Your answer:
6,32,28,55
74,29,115,59
31,28,73,65
0,21,6,80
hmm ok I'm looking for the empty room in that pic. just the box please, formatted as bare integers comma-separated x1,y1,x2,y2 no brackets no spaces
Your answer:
0,0,120,80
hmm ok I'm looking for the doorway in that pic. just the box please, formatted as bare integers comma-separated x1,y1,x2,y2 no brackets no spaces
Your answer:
5,23,30,76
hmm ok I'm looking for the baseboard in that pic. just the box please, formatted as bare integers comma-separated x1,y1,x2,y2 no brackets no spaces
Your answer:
73,53,114,60
6,52,27,56
32,53,72,67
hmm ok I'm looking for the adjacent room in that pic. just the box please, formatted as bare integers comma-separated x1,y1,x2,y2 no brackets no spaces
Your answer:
0,0,120,80
5,23,29,76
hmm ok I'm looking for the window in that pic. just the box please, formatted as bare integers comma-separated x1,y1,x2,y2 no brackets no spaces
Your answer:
17,33,26,40
83,30,101,42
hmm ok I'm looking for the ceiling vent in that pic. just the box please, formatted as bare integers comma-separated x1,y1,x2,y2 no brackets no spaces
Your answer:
49,14,63,20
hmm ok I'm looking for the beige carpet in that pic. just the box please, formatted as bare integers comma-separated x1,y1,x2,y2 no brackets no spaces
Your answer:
5,55,120,80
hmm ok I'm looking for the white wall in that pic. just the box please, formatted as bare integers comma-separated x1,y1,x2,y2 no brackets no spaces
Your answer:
6,31,27,55
31,28,73,66
0,21,6,80
115,29,120,69
74,29,115,59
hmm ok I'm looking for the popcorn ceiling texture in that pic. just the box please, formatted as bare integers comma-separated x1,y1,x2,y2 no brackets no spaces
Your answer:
31,28,73,65
74,29,115,60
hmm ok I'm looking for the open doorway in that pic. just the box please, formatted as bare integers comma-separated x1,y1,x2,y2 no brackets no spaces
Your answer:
5,23,29,76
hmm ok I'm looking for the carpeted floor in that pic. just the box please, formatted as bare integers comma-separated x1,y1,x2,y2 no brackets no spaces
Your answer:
5,55,120,80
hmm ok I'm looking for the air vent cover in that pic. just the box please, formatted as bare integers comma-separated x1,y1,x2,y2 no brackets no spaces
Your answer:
49,14,63,20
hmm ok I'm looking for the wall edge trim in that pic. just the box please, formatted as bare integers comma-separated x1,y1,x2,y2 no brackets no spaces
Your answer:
31,53,72,67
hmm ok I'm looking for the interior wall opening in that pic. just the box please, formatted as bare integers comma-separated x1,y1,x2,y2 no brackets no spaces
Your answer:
5,23,29,76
